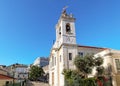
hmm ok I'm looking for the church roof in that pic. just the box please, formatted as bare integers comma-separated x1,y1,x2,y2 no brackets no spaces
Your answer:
77,45,107,50
0,74,14,80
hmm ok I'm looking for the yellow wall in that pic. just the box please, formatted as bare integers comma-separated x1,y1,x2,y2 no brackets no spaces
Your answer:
116,75,120,86
0,79,13,86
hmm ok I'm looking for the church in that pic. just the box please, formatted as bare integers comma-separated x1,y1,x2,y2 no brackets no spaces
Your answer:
49,8,120,86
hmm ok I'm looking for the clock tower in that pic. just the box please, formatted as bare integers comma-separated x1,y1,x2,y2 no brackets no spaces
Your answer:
56,8,76,47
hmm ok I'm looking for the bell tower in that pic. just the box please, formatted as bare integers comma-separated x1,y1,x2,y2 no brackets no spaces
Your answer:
49,7,78,86
56,7,76,47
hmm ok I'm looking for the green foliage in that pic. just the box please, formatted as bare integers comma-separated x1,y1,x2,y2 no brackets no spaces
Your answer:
63,69,83,86
97,76,110,86
29,65,45,81
63,69,98,86
74,55,104,78
5,83,21,86
63,69,73,80
63,54,105,86
63,69,75,86
95,57,104,76
84,78,97,86
96,66,104,76
74,55,94,78
95,57,103,66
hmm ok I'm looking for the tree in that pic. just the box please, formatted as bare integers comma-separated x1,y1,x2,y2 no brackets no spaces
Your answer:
74,54,103,78
29,65,45,81
63,69,97,86
63,54,105,86
94,56,104,75
63,69,83,86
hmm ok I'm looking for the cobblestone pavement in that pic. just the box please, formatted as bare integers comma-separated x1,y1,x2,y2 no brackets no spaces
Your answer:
27,81,49,86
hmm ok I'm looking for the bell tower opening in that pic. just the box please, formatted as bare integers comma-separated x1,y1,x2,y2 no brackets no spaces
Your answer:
66,23,71,33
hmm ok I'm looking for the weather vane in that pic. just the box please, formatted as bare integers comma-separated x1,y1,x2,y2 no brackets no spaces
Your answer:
62,6,68,14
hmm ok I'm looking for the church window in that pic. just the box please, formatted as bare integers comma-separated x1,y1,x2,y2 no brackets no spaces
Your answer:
55,57,56,65
52,56,54,66
78,52,84,57
115,59,120,71
66,23,71,33
69,53,72,60
107,63,112,73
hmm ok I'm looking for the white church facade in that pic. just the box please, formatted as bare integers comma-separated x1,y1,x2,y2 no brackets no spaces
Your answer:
49,8,120,86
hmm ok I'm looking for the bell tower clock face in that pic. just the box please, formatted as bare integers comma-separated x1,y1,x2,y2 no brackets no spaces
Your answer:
66,36,74,43
66,36,70,42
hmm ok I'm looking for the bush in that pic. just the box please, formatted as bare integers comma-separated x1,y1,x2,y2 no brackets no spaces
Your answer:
84,78,97,86
6,83,21,86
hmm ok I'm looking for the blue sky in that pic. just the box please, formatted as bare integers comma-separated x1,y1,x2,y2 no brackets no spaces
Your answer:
0,0,120,66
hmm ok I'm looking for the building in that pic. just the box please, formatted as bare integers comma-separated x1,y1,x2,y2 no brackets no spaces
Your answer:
0,65,6,69
0,68,15,86
0,68,8,76
0,74,14,86
14,65,28,80
43,65,49,74
49,8,120,86
6,63,28,80
95,49,120,86
33,57,49,67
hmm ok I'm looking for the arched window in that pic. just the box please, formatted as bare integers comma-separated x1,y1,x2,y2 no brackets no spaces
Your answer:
66,23,71,33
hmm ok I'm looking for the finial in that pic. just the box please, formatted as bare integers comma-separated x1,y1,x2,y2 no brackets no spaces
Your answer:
62,6,68,14
70,13,73,18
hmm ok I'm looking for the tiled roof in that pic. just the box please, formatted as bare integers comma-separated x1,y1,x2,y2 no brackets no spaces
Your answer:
0,74,13,80
78,45,107,50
